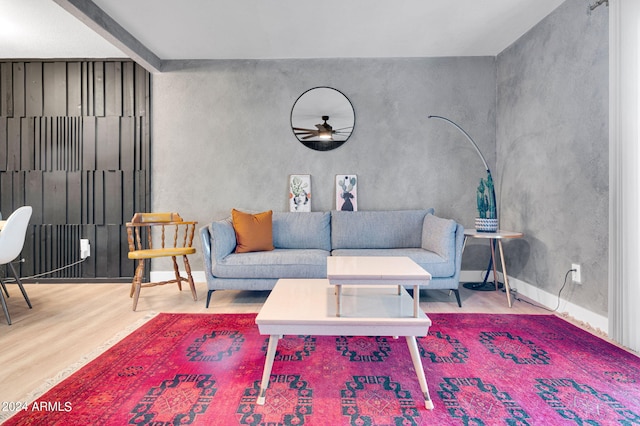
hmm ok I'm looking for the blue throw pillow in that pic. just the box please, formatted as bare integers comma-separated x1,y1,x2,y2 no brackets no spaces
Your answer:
422,213,456,259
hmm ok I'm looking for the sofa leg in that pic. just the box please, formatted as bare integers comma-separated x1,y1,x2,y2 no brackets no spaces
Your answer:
206,290,215,308
452,289,462,307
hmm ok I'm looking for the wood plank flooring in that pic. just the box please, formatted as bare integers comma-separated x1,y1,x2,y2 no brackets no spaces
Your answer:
0,281,548,406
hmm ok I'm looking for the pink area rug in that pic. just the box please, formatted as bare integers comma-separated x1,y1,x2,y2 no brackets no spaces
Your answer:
3,313,639,425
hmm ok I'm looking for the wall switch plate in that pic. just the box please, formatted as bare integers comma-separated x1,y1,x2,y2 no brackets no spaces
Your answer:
80,239,91,259
571,263,581,284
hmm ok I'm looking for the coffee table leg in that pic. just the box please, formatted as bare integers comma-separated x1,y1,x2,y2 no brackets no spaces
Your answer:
406,336,434,410
257,334,280,405
413,285,419,318
335,284,342,317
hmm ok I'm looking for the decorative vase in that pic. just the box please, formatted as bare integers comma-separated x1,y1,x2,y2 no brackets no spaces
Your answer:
475,217,498,232
476,172,498,232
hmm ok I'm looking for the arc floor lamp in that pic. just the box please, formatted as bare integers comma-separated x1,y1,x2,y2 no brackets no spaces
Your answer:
428,115,499,290
428,115,498,226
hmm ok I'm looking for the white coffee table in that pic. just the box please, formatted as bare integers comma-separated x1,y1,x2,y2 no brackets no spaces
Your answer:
255,278,434,409
327,256,432,317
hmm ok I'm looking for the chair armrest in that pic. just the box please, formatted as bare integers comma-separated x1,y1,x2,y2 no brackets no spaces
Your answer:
126,212,197,251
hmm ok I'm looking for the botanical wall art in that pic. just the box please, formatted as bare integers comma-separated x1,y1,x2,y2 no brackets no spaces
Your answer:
336,175,357,211
289,174,311,212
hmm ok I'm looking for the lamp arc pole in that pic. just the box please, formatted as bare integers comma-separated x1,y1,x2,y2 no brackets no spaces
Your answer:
428,115,498,225
429,114,500,291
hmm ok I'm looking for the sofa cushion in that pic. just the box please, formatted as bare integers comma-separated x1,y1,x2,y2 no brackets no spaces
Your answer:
422,213,457,260
331,209,434,249
232,209,275,253
212,248,328,279
331,248,455,277
209,218,236,262
272,212,331,251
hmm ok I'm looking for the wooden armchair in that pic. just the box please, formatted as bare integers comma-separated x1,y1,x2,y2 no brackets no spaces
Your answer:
126,212,198,311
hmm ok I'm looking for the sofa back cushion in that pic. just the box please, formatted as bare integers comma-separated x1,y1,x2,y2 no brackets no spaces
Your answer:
331,209,434,249
272,211,331,251
422,213,457,261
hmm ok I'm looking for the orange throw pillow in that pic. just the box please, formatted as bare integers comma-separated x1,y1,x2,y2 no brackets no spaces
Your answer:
231,209,275,253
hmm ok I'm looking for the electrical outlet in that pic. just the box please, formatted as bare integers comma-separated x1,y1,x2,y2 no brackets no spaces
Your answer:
571,263,581,284
80,239,91,259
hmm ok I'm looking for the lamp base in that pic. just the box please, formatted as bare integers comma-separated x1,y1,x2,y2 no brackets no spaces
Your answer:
475,218,498,232
463,281,504,291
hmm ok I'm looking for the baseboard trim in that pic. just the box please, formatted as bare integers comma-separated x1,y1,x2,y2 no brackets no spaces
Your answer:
152,269,608,333
461,270,608,334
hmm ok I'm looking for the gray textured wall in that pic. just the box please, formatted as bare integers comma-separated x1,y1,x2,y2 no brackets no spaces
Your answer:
150,0,610,320
151,57,497,270
496,0,609,315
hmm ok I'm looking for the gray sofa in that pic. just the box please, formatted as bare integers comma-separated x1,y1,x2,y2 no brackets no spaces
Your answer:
200,209,465,308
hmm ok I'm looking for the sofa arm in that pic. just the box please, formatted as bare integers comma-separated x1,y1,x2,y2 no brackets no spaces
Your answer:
453,223,465,278
200,225,214,277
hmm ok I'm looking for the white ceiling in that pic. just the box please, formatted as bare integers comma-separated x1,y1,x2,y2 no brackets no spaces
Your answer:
0,0,126,59
1,0,566,64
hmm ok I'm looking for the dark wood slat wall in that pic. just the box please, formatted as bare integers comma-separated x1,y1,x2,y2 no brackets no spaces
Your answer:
0,60,150,282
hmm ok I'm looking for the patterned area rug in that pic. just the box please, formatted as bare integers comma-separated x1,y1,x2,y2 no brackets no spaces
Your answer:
3,313,639,425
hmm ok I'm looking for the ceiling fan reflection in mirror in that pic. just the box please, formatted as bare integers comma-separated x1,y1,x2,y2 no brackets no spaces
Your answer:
293,115,353,141
290,87,355,151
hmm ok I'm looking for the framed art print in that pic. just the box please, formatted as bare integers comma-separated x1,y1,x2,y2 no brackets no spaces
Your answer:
336,175,357,211
289,175,311,212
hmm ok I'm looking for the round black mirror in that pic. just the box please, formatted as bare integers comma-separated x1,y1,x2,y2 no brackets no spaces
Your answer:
291,87,355,151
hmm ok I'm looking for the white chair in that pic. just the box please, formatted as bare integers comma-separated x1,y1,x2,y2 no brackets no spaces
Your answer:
0,206,33,325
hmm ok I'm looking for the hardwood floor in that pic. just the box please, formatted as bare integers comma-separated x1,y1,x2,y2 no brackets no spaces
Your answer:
0,280,548,407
